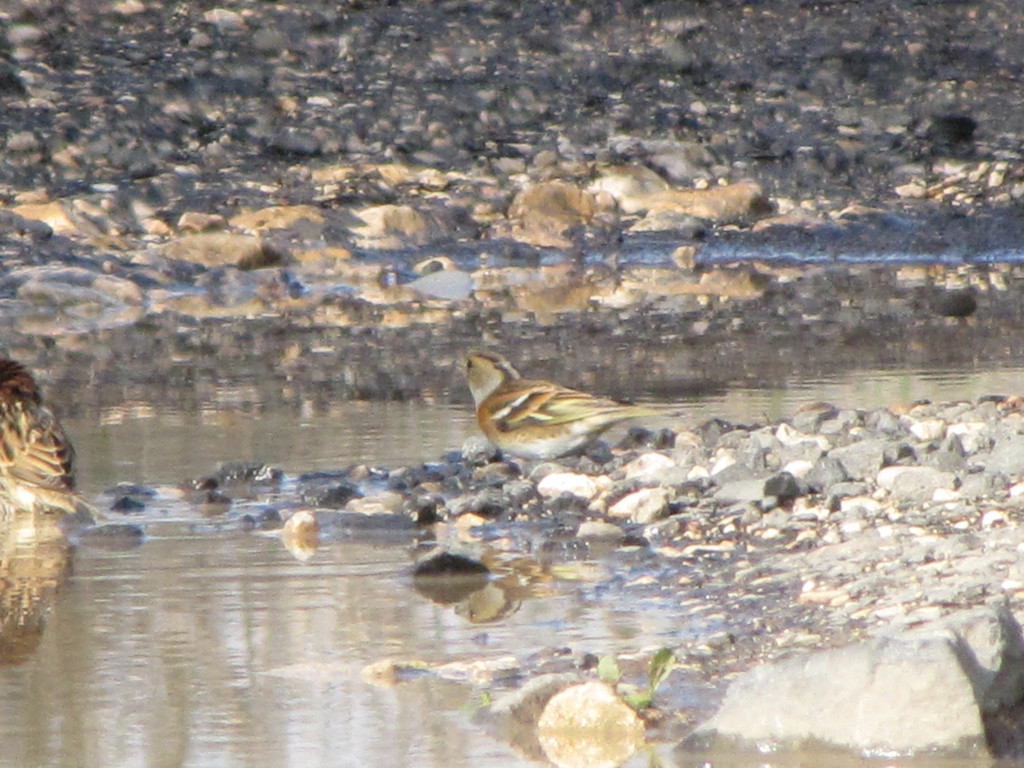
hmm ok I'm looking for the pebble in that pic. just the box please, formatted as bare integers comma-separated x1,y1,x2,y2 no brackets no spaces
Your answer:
606,487,671,524
537,473,600,502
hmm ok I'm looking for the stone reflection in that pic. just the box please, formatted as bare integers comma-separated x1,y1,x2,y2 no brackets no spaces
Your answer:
0,510,72,665
412,548,554,623
280,509,320,561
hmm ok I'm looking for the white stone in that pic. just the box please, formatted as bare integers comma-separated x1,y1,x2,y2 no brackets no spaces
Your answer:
688,609,1024,756
895,181,927,199
345,491,404,515
687,465,711,481
608,487,671,523
946,422,988,454
710,452,736,476
908,418,947,442
982,510,1009,528
538,682,645,768
840,496,882,516
537,472,599,501
619,452,676,480
877,466,956,503
776,423,829,450
406,269,473,301
577,520,626,540
782,459,815,479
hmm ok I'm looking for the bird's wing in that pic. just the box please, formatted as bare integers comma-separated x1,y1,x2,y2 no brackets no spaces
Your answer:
491,380,638,429
0,401,76,491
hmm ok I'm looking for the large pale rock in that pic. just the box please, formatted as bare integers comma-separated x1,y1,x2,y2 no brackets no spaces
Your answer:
0,266,146,332
507,180,602,248
620,452,677,481
589,166,671,214
876,465,957,503
11,200,81,234
629,208,706,233
684,606,1024,758
228,204,325,232
344,490,405,515
162,232,284,269
713,478,768,505
477,673,582,762
986,428,1024,478
590,167,769,222
349,204,450,249
538,681,645,768
8,266,143,307
946,421,990,455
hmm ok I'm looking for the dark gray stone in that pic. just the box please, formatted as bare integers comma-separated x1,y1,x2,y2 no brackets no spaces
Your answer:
829,439,890,481
923,433,968,472
805,456,849,492
790,404,839,434
865,408,904,435
762,472,803,502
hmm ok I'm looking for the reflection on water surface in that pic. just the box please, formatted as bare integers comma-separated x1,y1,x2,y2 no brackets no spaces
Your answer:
2,362,1024,767
0,529,696,768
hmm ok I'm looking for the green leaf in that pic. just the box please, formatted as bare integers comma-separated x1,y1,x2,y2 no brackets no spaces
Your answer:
624,690,653,711
647,648,677,694
597,655,622,685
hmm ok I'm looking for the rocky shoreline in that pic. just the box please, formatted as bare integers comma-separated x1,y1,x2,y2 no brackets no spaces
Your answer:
3,0,1024,388
2,1,1024,419
107,386,1024,761
5,0,1024,762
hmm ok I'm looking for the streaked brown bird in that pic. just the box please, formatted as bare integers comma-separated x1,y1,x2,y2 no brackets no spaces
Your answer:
465,351,658,460
0,358,85,517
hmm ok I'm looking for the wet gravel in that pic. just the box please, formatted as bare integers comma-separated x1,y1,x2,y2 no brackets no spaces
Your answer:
1,0,1024,398
95,388,1024,710
6,0,1024,753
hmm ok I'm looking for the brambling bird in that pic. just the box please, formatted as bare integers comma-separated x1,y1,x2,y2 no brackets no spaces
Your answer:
465,351,658,460
0,357,86,517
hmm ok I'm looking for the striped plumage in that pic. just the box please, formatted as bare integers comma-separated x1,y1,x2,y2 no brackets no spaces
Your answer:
465,351,657,460
0,358,81,516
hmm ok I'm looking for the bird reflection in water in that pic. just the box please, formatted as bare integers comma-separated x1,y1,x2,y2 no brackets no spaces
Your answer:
412,548,554,624
0,512,72,665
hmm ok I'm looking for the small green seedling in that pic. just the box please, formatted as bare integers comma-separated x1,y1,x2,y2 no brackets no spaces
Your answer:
598,647,678,711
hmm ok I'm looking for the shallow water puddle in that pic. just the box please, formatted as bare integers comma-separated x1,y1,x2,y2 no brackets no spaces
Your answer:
0,524,708,767
6,361,1024,767
61,363,1024,494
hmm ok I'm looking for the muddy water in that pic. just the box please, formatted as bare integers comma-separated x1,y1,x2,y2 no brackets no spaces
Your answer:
3,363,1024,768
